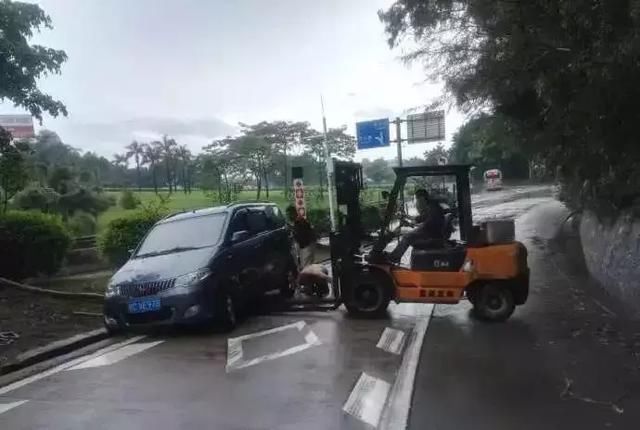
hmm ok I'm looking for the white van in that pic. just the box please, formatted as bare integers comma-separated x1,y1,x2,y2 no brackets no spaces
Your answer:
483,169,503,191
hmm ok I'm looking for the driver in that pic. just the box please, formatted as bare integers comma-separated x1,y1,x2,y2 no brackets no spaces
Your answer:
388,188,445,262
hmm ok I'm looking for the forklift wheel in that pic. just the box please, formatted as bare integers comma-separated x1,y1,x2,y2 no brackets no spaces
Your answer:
345,270,391,318
473,283,515,322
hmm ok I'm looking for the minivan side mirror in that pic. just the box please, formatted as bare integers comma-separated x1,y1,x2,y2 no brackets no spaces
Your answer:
231,230,251,244
128,248,135,256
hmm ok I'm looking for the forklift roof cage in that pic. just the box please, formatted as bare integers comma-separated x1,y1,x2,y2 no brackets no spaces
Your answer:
381,164,474,242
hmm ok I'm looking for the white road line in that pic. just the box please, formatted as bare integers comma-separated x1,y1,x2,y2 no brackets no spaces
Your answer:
231,320,305,342
376,327,406,355
66,340,164,370
343,372,391,428
379,304,434,430
0,336,145,396
226,321,321,372
0,400,28,415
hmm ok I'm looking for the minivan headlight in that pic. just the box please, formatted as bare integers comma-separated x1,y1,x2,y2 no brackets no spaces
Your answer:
105,281,120,298
174,269,211,291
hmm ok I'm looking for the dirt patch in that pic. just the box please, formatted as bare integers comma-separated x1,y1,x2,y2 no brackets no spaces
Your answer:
0,284,102,367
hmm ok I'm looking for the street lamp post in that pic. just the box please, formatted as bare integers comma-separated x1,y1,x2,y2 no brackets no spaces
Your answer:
320,96,337,232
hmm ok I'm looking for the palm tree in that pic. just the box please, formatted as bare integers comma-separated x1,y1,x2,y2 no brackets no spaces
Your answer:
159,135,177,193
143,143,162,195
125,140,145,191
176,144,192,194
113,153,128,169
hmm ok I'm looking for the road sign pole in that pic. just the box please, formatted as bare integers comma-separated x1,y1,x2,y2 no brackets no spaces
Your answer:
395,117,403,167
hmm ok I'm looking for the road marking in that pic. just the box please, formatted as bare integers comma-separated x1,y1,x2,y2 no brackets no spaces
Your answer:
0,336,145,396
343,372,391,428
376,327,406,355
0,400,28,415
379,304,434,430
66,340,164,370
226,321,321,372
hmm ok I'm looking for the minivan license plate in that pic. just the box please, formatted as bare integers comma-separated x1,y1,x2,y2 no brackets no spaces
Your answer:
128,297,161,314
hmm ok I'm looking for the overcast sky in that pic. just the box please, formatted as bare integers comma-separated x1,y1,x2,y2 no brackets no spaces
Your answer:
2,0,466,160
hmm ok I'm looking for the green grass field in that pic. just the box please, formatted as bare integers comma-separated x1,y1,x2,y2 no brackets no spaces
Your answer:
97,189,339,232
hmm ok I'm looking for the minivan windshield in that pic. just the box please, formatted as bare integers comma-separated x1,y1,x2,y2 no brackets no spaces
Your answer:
135,213,227,258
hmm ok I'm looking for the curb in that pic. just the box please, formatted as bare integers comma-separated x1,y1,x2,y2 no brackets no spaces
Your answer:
0,328,109,376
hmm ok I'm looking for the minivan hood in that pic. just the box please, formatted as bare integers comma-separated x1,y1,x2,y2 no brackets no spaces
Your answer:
110,246,218,285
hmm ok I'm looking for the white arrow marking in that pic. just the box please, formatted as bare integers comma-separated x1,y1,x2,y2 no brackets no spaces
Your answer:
67,340,164,370
0,400,28,415
343,372,391,428
376,327,406,355
226,321,321,372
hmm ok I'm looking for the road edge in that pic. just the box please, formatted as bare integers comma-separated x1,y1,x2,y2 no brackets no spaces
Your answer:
379,303,434,430
0,328,109,376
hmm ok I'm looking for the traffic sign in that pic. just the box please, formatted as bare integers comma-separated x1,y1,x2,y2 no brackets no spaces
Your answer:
407,110,445,143
293,179,306,219
356,118,390,150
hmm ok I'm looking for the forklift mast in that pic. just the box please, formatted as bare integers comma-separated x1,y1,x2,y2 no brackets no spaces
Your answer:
329,160,364,300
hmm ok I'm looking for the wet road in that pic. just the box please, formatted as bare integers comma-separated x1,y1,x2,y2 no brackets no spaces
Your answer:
410,201,640,429
2,188,638,429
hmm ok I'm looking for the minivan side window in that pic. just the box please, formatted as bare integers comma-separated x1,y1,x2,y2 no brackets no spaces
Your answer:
265,206,285,229
229,210,249,234
246,209,268,234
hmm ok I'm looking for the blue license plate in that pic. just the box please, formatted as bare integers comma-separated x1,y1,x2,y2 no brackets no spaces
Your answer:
128,297,161,314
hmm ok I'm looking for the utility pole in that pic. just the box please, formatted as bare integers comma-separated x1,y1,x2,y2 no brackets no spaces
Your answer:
393,117,403,167
321,96,337,232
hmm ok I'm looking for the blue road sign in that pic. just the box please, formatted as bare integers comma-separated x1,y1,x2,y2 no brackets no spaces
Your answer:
356,118,390,150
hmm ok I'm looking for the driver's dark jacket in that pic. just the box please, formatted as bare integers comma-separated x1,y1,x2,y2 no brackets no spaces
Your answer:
415,201,446,239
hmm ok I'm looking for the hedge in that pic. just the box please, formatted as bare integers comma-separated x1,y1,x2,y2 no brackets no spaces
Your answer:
0,211,72,280
98,211,163,266
67,211,97,236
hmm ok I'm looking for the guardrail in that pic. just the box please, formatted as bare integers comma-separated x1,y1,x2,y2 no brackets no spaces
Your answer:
72,235,97,250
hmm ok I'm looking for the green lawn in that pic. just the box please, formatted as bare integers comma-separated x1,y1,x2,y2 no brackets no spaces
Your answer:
97,189,339,233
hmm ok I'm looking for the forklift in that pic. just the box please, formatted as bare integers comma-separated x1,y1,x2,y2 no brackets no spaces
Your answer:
289,160,529,322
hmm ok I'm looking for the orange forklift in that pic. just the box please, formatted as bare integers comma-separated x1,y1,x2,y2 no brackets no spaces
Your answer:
295,161,529,322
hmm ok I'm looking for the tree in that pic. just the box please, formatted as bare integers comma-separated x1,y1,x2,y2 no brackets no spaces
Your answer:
363,158,394,184
48,165,73,194
225,135,272,200
125,141,145,191
379,1,640,209
0,128,30,212
200,141,242,203
176,144,193,194
158,135,177,193
0,1,67,120
143,143,162,194
241,121,312,196
424,143,449,166
450,113,531,180
302,128,356,197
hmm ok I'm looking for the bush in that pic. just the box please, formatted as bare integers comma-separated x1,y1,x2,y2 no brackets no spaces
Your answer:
59,187,115,217
307,208,331,235
0,211,72,280
98,211,163,266
119,189,140,210
67,211,97,236
12,186,60,212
